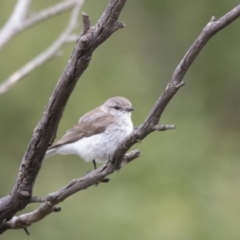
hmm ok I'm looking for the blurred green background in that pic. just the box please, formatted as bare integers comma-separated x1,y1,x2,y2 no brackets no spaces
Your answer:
1,0,240,239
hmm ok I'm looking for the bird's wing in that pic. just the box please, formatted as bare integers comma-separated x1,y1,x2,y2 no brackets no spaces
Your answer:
48,108,115,150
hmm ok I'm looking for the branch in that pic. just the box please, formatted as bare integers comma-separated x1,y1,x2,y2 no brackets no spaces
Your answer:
0,0,127,233
1,2,240,235
0,0,30,48
1,150,140,233
21,0,82,30
0,0,85,95
112,4,240,170
0,1,84,95
0,0,83,49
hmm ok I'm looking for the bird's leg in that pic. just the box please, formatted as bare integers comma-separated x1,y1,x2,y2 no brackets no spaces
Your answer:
93,160,97,170
92,159,109,184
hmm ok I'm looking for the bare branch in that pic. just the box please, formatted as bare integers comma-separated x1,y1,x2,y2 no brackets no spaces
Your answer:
0,1,84,95
22,0,83,30
0,0,84,49
23,227,30,236
121,149,141,165
2,150,140,231
0,0,127,233
112,4,240,170
153,125,176,131
82,12,91,33
111,21,126,33
1,1,240,235
0,0,31,48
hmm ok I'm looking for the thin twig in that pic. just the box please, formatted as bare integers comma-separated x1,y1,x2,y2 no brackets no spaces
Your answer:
112,4,240,170
0,0,127,233
0,1,240,235
0,0,31,49
0,0,83,49
0,1,84,95
153,125,176,131
22,0,83,30
3,150,140,230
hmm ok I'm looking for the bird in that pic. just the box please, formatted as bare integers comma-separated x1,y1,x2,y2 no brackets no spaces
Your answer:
45,96,134,169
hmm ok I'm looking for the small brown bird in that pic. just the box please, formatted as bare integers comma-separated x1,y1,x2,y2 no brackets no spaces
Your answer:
45,96,134,168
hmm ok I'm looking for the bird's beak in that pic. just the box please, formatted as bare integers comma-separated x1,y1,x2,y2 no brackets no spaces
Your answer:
125,107,134,112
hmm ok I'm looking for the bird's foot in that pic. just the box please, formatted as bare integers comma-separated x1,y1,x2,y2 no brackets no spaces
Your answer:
94,178,110,187
101,178,110,183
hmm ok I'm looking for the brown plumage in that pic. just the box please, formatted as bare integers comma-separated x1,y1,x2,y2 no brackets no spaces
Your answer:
48,108,115,150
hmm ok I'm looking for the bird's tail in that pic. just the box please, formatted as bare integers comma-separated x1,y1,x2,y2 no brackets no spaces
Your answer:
44,148,57,159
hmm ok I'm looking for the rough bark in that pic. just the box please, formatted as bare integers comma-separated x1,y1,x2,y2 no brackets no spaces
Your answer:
0,1,240,235
0,0,127,233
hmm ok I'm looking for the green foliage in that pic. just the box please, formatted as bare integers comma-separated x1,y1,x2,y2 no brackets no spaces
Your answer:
1,0,240,239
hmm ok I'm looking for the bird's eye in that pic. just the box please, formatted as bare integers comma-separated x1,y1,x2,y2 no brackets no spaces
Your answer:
114,105,120,110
